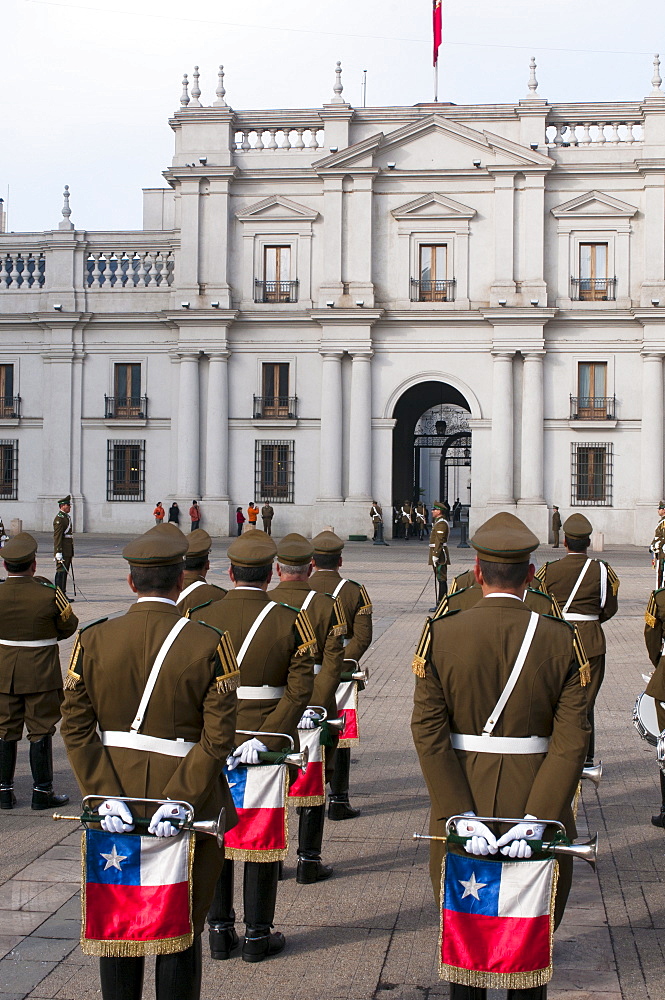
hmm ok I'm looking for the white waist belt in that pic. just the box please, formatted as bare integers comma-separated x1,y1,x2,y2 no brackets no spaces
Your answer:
236,685,285,700
451,734,550,754
314,664,322,674
102,731,195,757
563,613,599,621
0,637,58,648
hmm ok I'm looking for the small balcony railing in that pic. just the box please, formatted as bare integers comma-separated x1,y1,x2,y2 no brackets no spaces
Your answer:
253,395,298,419
105,395,149,419
570,277,617,301
410,278,456,302
0,396,21,418
570,395,616,420
254,279,299,304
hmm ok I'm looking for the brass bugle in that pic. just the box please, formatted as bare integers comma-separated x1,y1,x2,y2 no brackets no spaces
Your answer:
326,717,345,730
581,761,602,786
340,665,370,684
412,831,598,870
53,805,226,848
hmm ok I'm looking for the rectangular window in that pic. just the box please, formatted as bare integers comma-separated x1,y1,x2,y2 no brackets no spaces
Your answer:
113,363,142,417
255,440,294,503
107,440,145,501
578,243,612,300
0,440,18,499
260,246,295,303
576,362,609,418
571,442,613,506
0,365,17,418
412,245,453,301
260,363,290,417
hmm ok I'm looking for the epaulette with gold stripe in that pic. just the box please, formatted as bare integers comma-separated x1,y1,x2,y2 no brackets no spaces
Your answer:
53,585,73,623
215,631,240,693
434,593,449,618
646,591,659,629
605,563,620,596
356,584,372,616
63,617,108,690
412,618,432,678
534,564,548,586
293,607,318,657
573,628,591,687
329,596,347,638
448,577,459,596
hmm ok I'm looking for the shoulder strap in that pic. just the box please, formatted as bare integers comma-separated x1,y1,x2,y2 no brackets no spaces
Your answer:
176,580,207,605
236,602,276,666
301,590,316,612
332,579,346,599
482,611,539,737
561,559,592,614
599,560,608,609
130,617,191,733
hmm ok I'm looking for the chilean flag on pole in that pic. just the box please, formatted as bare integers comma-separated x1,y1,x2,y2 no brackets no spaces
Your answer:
288,726,325,805
82,829,193,956
433,0,442,66
440,853,556,987
335,679,359,746
223,763,288,861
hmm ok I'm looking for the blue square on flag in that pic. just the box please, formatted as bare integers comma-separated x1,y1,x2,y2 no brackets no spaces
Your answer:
86,830,141,886
225,765,248,809
444,854,501,915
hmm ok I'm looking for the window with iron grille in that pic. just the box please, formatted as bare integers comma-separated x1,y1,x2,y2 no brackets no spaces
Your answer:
571,442,613,506
107,440,145,501
0,440,18,499
255,440,294,503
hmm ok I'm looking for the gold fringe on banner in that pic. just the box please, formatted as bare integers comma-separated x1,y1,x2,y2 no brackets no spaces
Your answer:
288,743,326,806
572,781,582,822
438,855,558,990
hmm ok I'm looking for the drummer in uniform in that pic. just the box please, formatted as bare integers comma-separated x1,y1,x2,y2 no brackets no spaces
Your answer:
271,533,347,882
196,530,316,963
535,513,619,767
176,529,227,616
411,512,590,1000
643,587,665,826
53,495,74,599
60,528,240,1000
650,502,665,589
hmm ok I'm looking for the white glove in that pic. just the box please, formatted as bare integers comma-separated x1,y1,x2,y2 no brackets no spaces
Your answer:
98,799,134,834
148,802,187,838
55,552,63,563
298,709,319,730
432,556,439,567
496,815,546,859
457,812,498,856
226,737,268,769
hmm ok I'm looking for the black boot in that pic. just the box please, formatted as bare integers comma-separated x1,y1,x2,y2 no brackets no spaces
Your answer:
241,861,285,963
506,988,547,999
29,736,69,810
0,738,17,809
207,859,239,960
449,985,487,999
297,804,333,884
585,707,595,766
328,747,359,820
155,935,202,1000
99,956,144,1000
54,568,68,597
652,772,665,828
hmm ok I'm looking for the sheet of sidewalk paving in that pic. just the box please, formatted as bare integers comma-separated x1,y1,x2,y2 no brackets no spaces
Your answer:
0,532,660,999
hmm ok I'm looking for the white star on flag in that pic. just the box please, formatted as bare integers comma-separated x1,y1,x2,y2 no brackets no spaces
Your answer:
100,845,128,871
458,871,487,900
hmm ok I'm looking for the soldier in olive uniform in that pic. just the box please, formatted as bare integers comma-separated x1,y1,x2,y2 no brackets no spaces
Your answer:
60,529,240,1000
643,588,665,825
412,513,590,1000
176,529,228,616
271,533,347,882
53,494,74,599
309,530,372,820
428,501,450,604
415,502,428,540
536,513,619,766
650,502,665,589
0,533,77,810
400,500,413,540
261,503,274,536
196,530,316,963
552,506,562,547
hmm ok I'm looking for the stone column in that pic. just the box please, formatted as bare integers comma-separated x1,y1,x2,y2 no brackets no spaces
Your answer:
177,353,200,498
641,353,664,504
347,351,373,500
490,352,515,502
205,352,229,499
520,352,545,503
318,352,343,501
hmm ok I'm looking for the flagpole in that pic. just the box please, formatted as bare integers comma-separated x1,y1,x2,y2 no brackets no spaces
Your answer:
434,60,438,102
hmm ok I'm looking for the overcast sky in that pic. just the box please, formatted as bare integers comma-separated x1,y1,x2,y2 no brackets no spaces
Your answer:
4,0,665,232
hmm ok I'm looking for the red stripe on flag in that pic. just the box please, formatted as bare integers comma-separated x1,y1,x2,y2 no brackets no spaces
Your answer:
339,708,358,740
224,806,285,852
289,760,324,799
441,910,551,974
86,881,190,942
433,0,442,66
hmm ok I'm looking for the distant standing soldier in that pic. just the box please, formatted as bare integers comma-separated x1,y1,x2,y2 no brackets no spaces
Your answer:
428,501,450,604
0,533,77,810
189,500,201,532
177,529,228,617
400,500,413,540
552,505,562,547
643,586,665,826
650,502,665,588
415,502,428,540
369,501,386,544
261,503,274,536
53,495,74,599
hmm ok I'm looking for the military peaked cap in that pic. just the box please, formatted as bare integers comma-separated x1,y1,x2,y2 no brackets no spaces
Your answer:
146,522,187,541
122,529,187,567
227,529,276,567
58,495,71,506
276,533,314,565
312,530,344,555
432,501,446,512
3,532,38,564
187,528,212,558
563,513,593,538
471,512,539,563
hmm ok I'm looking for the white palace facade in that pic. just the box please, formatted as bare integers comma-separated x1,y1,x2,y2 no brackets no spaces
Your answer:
3,59,665,542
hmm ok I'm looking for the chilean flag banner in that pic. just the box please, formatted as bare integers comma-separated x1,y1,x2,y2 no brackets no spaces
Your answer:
433,0,442,66
288,726,325,805
439,852,557,989
81,829,194,957
223,763,288,862
336,679,359,747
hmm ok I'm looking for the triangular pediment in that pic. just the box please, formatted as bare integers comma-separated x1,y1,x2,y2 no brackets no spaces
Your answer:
551,190,638,218
392,192,476,221
236,195,318,223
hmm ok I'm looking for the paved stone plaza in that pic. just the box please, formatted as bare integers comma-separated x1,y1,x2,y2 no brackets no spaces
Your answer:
0,530,662,1000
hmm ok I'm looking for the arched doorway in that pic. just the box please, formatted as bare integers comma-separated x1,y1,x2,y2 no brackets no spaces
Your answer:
391,381,472,508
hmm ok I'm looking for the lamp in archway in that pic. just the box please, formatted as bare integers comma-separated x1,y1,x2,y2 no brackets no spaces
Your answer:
435,420,447,436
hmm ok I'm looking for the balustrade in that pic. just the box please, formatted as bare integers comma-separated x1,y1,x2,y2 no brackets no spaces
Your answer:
86,250,174,289
546,120,644,146
0,253,45,289
233,127,325,152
